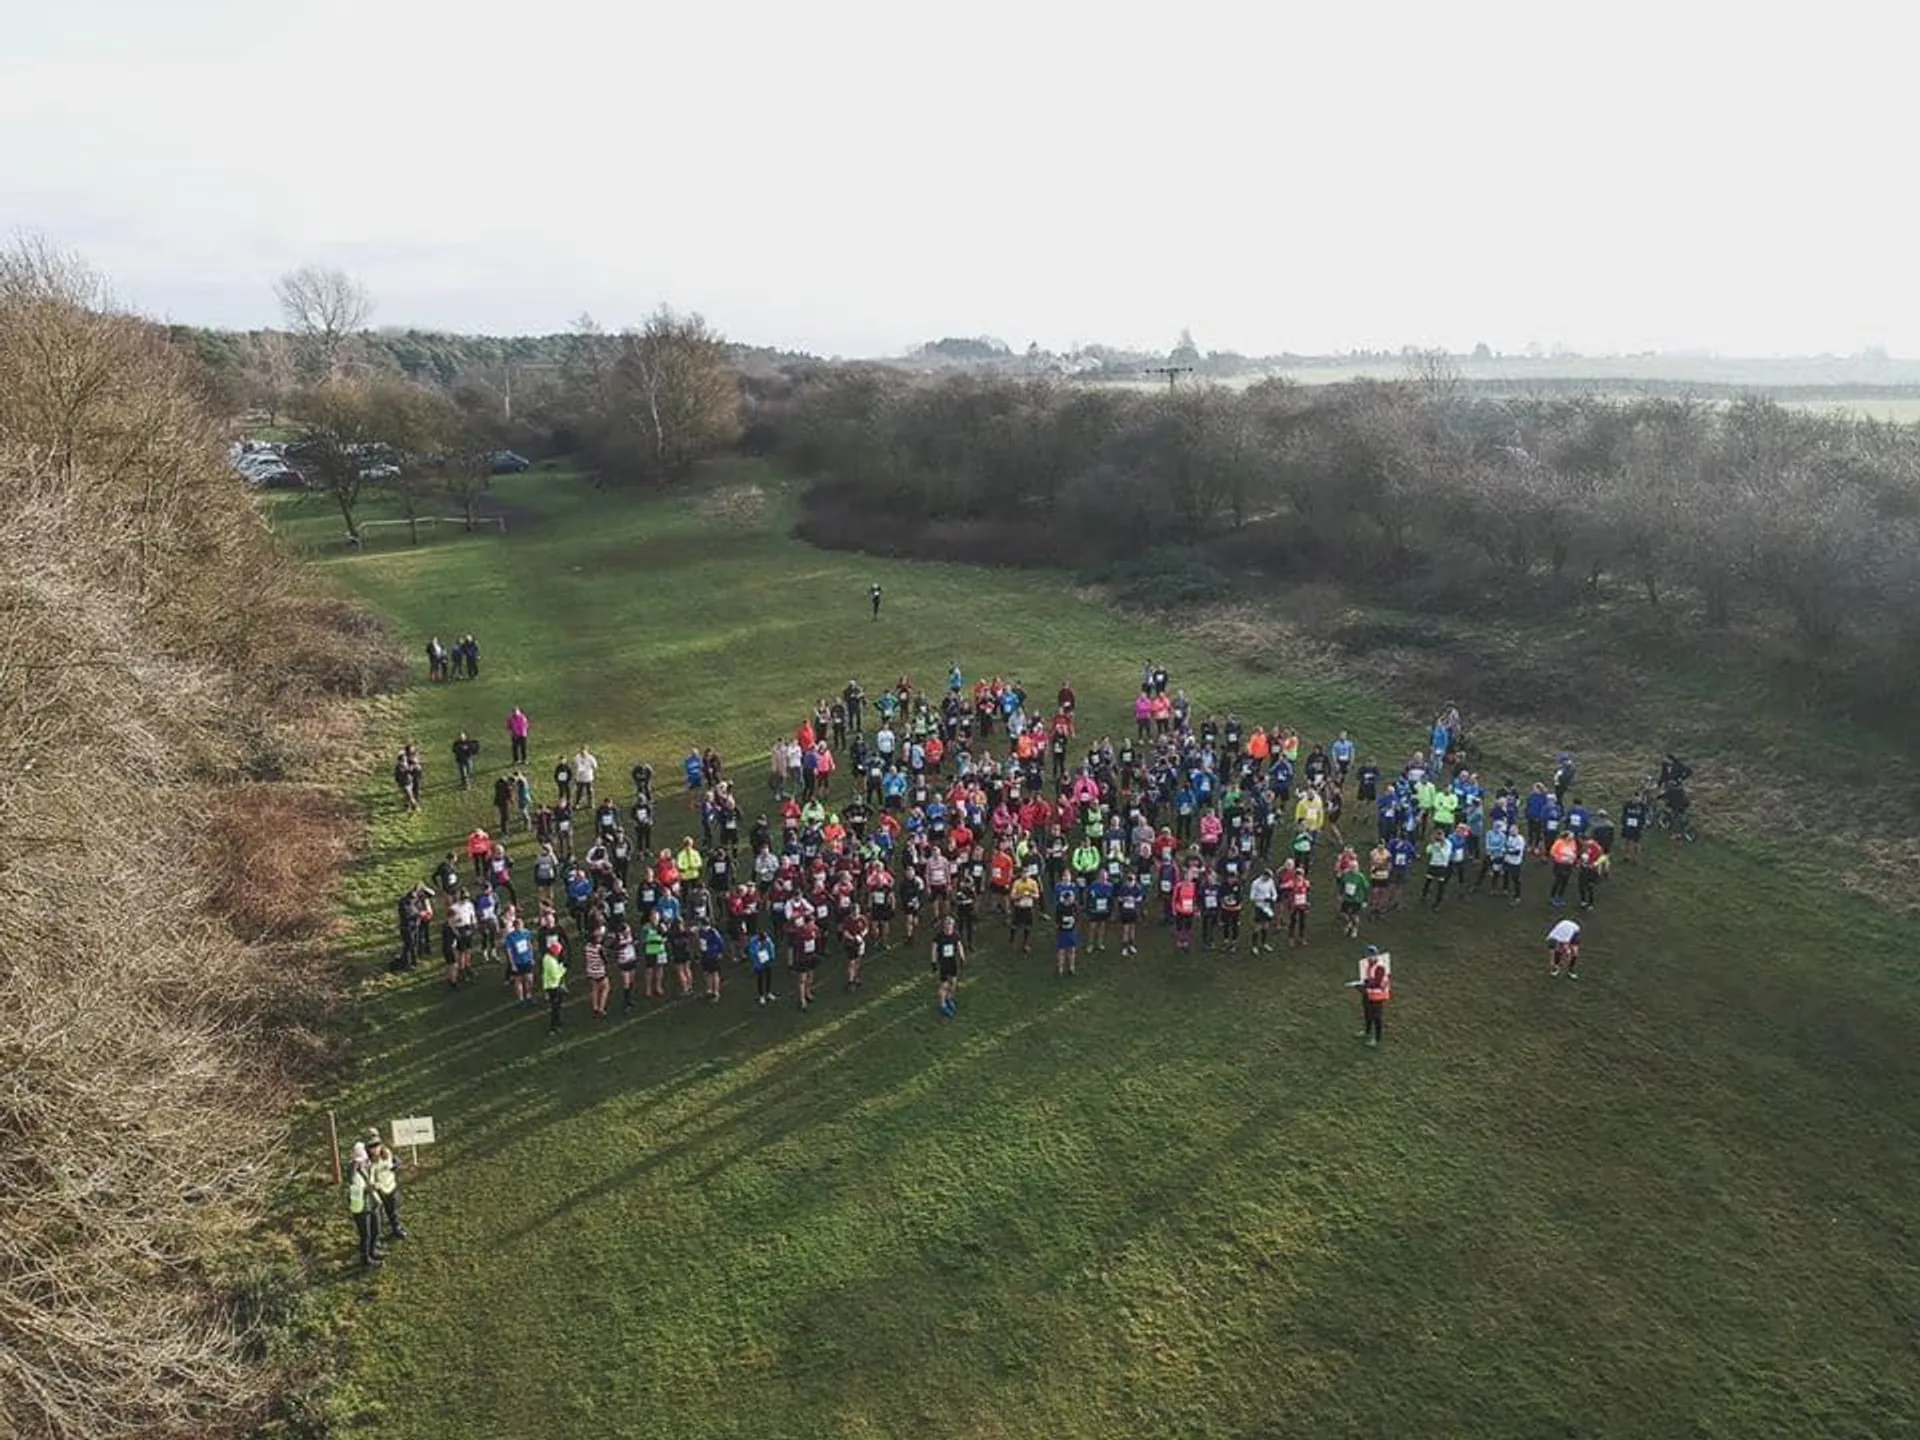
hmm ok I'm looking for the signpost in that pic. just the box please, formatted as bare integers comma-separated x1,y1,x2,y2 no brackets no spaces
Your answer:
390,1115,437,1167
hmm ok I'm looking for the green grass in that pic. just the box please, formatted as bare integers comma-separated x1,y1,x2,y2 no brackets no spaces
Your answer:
291,465,1920,1440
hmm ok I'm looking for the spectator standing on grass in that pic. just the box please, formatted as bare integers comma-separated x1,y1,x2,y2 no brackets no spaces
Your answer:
870,582,883,618
366,1129,407,1241
553,754,573,807
453,731,480,789
393,745,421,812
573,746,598,807
425,636,445,682
348,1142,382,1268
492,772,513,833
1549,831,1578,909
462,635,480,678
507,706,529,765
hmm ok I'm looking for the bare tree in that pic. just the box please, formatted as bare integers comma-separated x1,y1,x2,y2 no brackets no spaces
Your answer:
618,308,743,481
274,265,372,379
288,376,438,540
240,330,299,425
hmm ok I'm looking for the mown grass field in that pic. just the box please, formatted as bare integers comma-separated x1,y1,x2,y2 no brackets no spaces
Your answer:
284,465,1920,1440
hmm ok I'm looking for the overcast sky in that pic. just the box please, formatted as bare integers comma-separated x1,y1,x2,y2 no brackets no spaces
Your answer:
3,0,1911,357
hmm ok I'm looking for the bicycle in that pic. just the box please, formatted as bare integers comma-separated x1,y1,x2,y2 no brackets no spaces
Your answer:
1645,781,1698,843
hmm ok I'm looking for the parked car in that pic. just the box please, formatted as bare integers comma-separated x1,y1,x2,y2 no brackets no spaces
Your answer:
489,450,531,474
244,465,307,490
359,463,401,481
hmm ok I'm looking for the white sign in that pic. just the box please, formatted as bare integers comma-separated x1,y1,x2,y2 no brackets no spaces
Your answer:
390,1116,437,1147
1356,951,1392,982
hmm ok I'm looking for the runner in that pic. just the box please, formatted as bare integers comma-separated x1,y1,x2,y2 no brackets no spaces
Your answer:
1086,869,1114,953
841,907,870,990
1170,870,1197,952
1009,868,1040,953
1217,873,1243,953
613,920,639,1011
1248,867,1278,953
642,919,668,999
1116,869,1143,956
1547,917,1582,978
748,929,777,1005
1352,945,1390,1047
504,913,536,1006
789,912,821,1009
699,921,727,1002
583,926,609,1019
1285,869,1311,948
1337,863,1370,939
1053,877,1081,977
931,914,964,1017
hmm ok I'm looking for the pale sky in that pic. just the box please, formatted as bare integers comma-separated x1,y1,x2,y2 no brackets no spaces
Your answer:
3,0,1912,357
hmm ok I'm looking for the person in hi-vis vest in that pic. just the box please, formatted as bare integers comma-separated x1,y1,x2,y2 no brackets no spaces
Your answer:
348,1142,383,1268
542,938,569,1034
366,1128,407,1242
1348,945,1391,1047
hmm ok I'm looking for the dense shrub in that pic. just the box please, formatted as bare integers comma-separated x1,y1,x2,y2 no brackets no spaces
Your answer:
784,367,1920,716
0,240,385,1440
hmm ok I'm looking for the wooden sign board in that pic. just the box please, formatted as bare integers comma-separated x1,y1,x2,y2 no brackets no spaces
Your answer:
390,1116,436,1148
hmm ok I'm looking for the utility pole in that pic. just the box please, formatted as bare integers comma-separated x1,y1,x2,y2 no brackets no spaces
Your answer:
501,360,560,424
1142,365,1193,392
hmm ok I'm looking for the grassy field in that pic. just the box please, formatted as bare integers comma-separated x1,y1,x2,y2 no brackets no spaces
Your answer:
285,466,1920,1440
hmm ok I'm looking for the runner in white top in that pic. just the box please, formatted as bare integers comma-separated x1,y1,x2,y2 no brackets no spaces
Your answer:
1546,918,1582,978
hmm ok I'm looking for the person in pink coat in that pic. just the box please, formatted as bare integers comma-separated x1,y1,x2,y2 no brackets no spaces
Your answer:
506,706,530,765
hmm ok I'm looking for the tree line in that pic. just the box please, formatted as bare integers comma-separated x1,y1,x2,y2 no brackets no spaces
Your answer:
201,267,750,539
777,366,1920,680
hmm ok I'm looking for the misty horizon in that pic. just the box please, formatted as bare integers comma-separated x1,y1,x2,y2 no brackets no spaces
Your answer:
5,0,1915,359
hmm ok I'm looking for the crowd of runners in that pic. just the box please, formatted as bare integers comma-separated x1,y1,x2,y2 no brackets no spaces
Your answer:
392,660,1693,1034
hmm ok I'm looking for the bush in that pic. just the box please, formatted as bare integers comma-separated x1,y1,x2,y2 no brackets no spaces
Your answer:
1086,548,1233,610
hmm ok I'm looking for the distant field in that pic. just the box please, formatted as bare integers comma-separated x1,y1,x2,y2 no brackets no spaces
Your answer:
287,468,1920,1440
1782,395,1920,422
1088,357,1920,415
